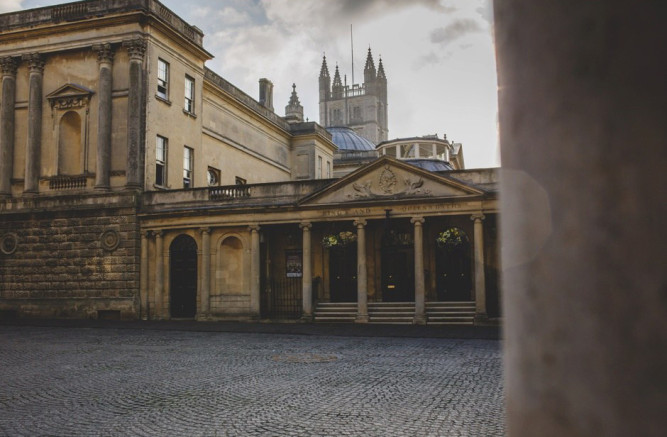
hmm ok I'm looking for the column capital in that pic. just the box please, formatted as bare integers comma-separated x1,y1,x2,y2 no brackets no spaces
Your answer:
248,225,260,233
299,221,312,230
22,53,44,72
92,43,115,64
353,218,367,228
471,213,486,222
199,227,211,235
142,230,152,239
0,57,17,76
410,216,425,225
123,39,147,60
153,230,163,238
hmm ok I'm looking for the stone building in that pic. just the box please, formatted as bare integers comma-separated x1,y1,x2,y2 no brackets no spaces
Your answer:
0,0,499,324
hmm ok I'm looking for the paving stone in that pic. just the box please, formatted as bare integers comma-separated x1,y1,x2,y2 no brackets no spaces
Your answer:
0,326,505,436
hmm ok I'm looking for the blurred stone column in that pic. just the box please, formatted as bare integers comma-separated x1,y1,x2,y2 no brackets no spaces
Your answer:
154,231,164,319
93,43,114,190
495,1,667,436
140,231,149,320
300,222,313,321
200,228,211,319
0,57,17,198
471,213,487,322
354,219,368,323
22,53,44,195
411,216,426,325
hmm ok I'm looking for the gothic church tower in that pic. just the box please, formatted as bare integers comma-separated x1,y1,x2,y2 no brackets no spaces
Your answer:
318,48,388,144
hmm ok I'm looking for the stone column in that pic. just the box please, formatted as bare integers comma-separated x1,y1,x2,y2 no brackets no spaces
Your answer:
411,216,426,324
354,219,369,323
0,57,17,198
249,225,261,318
123,39,146,190
471,213,487,321
140,231,149,320
199,228,211,319
154,231,164,320
496,1,667,435
93,44,114,190
299,222,313,321
22,53,44,195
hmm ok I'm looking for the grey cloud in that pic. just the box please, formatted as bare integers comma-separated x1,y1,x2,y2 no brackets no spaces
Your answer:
430,19,482,45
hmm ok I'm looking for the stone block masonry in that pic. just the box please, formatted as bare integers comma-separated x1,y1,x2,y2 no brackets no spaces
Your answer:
0,192,140,319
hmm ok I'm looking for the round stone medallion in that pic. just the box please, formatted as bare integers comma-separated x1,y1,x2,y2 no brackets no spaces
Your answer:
100,230,120,251
0,233,18,255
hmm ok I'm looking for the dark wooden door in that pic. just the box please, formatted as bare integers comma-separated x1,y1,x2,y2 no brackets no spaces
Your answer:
170,235,197,318
329,245,357,302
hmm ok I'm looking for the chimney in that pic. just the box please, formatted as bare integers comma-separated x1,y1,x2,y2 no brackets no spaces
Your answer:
258,78,274,112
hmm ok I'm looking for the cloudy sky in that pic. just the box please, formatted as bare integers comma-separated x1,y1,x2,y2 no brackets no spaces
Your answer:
1,0,499,168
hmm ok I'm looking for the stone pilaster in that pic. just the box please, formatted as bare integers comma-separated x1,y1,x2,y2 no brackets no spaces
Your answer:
22,53,44,195
299,222,313,321
411,216,426,325
154,230,164,320
122,39,146,190
471,213,487,322
0,57,17,198
93,44,114,190
140,231,149,320
249,225,261,318
200,228,211,319
354,219,369,323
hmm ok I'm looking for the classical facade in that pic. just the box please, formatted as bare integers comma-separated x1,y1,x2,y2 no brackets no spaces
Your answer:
0,0,499,324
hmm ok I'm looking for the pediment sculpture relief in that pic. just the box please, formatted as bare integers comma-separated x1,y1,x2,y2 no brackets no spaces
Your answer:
349,165,432,199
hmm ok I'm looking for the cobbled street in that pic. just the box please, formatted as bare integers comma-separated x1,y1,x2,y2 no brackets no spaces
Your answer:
0,325,504,436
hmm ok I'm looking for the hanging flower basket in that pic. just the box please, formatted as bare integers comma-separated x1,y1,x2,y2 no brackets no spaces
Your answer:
436,228,464,249
322,231,357,248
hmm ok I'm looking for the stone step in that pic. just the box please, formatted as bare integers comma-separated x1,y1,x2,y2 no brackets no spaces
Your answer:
314,307,357,313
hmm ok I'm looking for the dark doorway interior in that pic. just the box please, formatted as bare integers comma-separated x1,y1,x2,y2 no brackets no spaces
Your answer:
329,244,357,302
435,228,472,301
170,234,197,318
381,229,415,302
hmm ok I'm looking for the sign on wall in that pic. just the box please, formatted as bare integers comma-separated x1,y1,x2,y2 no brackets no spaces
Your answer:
285,250,303,278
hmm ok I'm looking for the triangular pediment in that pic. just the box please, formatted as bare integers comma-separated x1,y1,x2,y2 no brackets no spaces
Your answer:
300,156,484,206
46,83,94,108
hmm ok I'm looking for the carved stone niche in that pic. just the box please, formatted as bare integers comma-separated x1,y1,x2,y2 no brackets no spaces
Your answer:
46,84,95,177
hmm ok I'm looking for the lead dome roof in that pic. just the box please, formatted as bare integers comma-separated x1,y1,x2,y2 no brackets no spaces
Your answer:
326,127,376,151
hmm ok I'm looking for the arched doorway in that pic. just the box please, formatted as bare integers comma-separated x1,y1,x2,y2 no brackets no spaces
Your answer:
435,227,472,301
170,234,197,318
381,228,414,302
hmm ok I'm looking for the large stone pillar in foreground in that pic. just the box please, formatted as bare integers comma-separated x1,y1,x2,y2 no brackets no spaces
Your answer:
93,43,114,190
299,222,313,321
123,39,146,190
411,216,426,325
495,1,667,436
354,219,368,323
249,225,260,318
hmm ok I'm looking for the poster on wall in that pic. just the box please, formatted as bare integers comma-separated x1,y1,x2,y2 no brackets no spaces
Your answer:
285,250,303,277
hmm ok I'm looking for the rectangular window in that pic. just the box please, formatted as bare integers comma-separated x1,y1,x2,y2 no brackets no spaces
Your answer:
183,146,193,189
156,135,167,186
317,156,323,179
184,75,195,113
157,59,169,99
326,161,331,178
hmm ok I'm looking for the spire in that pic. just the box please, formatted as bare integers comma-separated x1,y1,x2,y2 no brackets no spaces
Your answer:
332,64,343,99
364,46,376,83
285,83,304,124
333,64,342,87
319,54,330,78
377,56,386,80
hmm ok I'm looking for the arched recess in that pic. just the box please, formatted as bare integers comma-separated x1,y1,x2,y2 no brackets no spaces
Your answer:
435,227,472,301
219,236,244,295
58,111,83,175
169,234,198,318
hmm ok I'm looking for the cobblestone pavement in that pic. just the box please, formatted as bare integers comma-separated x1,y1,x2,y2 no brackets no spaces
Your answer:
0,326,504,436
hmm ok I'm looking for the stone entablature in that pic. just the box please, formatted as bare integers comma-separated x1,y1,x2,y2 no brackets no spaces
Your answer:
0,0,204,48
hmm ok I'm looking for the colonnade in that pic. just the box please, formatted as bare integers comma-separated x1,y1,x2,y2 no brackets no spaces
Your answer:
140,213,488,322
0,38,147,197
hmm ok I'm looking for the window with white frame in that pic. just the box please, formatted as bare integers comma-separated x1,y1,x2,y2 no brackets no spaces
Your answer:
157,59,169,100
184,75,195,113
317,156,322,179
183,146,193,188
156,135,167,186
326,160,331,178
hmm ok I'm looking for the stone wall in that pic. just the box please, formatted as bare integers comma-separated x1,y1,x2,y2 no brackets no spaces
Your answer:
0,193,140,319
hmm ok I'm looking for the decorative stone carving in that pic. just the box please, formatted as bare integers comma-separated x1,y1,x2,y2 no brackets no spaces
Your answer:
349,166,432,199
100,229,120,251
22,53,44,72
0,233,18,255
46,84,94,110
378,166,397,194
0,57,17,76
123,39,147,60
93,43,114,64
